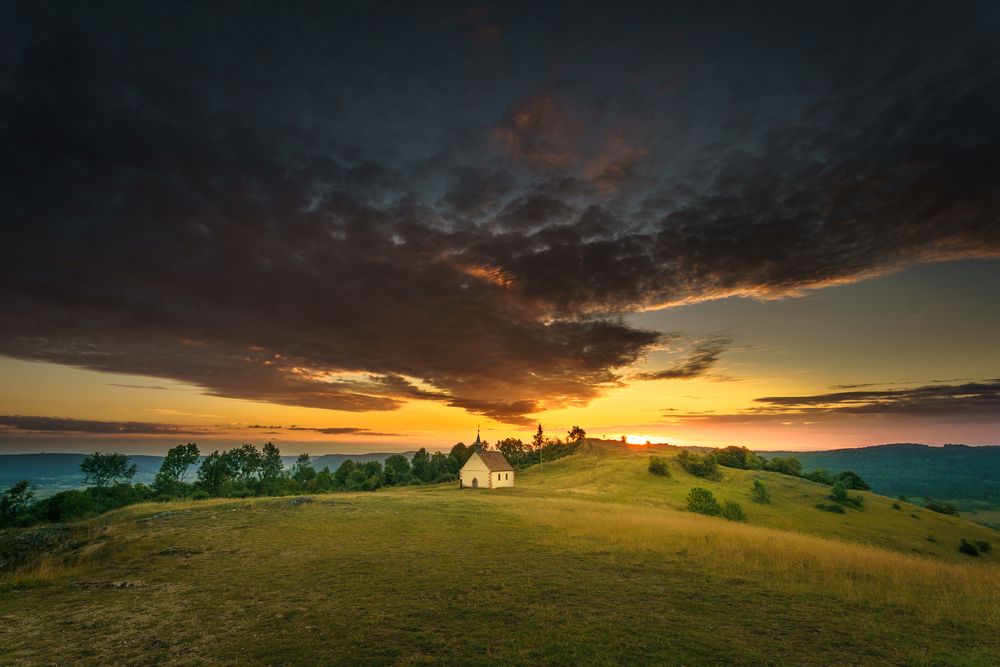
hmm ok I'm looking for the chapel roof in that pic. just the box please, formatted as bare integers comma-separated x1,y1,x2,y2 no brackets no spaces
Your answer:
478,450,513,472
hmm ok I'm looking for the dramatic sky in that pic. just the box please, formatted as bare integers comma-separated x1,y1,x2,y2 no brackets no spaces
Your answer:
2,1,999,454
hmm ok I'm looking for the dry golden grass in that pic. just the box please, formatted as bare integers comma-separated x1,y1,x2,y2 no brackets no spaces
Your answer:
516,497,1000,625
2,444,998,664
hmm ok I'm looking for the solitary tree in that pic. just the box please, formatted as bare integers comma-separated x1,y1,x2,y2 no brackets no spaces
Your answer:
80,452,136,489
567,426,586,443
153,443,200,495
533,424,545,471
687,487,722,516
260,442,284,481
197,451,234,495
291,453,317,483
226,443,264,482
751,479,771,504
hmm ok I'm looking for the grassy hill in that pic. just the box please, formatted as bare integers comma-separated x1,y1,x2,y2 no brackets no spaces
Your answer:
767,443,1000,529
1,441,998,665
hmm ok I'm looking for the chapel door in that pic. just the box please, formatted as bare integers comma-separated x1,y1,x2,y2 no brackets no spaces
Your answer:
472,478,478,489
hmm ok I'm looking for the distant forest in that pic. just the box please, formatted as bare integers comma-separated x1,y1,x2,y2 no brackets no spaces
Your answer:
766,444,1000,503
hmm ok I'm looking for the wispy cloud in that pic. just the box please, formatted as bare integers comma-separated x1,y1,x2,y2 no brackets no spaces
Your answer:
637,335,733,381
669,380,1000,424
0,415,216,435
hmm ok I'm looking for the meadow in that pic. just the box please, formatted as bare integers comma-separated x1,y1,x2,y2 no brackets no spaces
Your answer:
1,442,998,665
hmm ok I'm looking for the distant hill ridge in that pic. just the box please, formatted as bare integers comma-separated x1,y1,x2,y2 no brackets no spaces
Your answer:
765,443,1000,503
2,443,998,505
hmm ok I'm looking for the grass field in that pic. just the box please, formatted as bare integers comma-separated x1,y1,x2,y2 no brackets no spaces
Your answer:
2,442,998,665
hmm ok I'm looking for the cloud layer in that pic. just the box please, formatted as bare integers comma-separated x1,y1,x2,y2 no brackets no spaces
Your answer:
0,415,213,436
2,3,999,424
672,381,1000,425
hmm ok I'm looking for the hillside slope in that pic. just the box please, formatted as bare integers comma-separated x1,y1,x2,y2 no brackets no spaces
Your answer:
1,442,998,665
516,441,998,561
768,443,1000,501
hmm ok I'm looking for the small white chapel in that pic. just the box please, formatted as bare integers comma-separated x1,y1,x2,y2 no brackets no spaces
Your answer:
459,430,514,489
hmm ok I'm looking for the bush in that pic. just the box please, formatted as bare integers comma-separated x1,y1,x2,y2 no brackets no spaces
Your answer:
975,540,992,554
959,539,980,557
764,456,802,477
720,500,747,522
804,469,834,485
687,487,722,516
925,499,959,516
677,450,721,480
834,470,870,491
830,482,848,503
0,481,35,528
750,479,770,504
648,456,670,477
714,446,764,470
35,490,96,523
815,503,846,514
892,502,901,510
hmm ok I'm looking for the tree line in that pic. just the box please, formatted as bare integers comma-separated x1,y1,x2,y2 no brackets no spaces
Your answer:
0,425,587,528
677,445,871,491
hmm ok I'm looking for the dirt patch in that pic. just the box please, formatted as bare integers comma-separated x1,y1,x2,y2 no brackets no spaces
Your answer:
284,497,313,507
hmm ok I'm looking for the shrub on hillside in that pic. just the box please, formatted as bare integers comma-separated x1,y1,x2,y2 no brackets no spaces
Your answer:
714,446,764,470
804,469,834,485
959,539,980,557
687,487,722,516
720,500,747,522
829,482,864,510
925,499,959,516
815,503,846,514
750,479,770,504
764,456,802,477
834,470,870,491
677,450,721,480
831,482,848,503
975,540,992,554
33,489,95,523
648,456,670,477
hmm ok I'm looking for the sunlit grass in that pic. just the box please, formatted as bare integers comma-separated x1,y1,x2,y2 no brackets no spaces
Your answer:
1,442,998,664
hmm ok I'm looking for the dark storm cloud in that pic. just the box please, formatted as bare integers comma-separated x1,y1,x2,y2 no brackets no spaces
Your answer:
637,335,732,380
2,2,1000,424
0,415,215,435
443,166,517,217
672,381,1000,424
